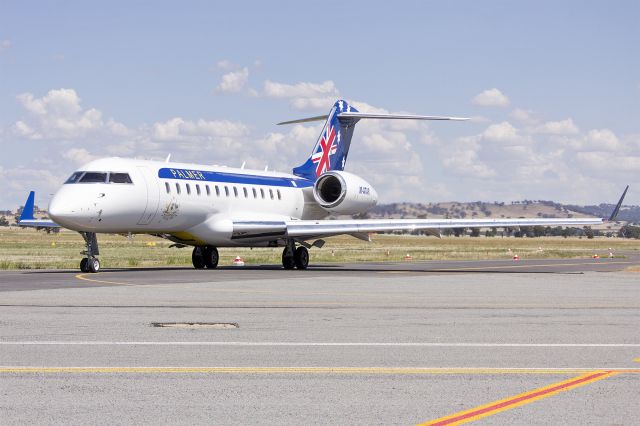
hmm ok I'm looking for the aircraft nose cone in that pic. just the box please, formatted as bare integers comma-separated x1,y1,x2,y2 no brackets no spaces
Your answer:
48,192,75,226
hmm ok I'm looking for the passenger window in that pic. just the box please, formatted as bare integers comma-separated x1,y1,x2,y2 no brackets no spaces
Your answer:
252,188,257,198
196,184,201,196
260,188,265,199
243,187,248,198
186,184,191,195
206,185,210,196
215,186,220,196
233,187,238,198
165,182,170,194
65,172,84,184
269,189,274,200
224,186,229,197
277,190,281,200
109,173,132,184
176,183,181,194
79,172,107,183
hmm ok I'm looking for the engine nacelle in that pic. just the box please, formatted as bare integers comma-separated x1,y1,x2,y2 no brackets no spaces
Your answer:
313,171,378,215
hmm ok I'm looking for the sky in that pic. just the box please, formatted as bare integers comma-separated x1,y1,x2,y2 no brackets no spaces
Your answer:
1,0,639,209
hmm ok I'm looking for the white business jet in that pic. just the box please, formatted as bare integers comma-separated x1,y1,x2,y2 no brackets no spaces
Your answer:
44,100,613,273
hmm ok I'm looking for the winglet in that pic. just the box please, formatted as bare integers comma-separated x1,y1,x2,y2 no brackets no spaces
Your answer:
19,191,36,221
608,185,629,221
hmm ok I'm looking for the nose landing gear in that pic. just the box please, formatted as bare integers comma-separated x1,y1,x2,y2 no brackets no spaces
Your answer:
79,232,100,273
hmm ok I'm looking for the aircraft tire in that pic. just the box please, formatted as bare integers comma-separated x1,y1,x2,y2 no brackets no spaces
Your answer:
192,247,206,269
80,258,88,272
294,246,309,270
282,248,295,270
203,246,219,269
88,258,100,273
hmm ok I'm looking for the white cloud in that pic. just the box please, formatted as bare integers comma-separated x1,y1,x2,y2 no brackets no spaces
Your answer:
0,39,10,52
216,67,249,93
216,59,236,70
263,80,339,99
471,88,510,107
585,128,619,151
534,118,579,135
13,88,129,140
262,80,340,111
62,148,98,166
482,121,520,142
152,117,249,142
510,108,538,124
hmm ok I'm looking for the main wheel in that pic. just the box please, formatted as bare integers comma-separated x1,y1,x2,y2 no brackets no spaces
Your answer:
294,246,309,270
192,247,205,269
203,246,219,269
88,258,100,273
80,258,88,272
282,248,295,270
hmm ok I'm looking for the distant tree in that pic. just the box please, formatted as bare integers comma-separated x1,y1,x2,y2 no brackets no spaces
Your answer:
583,226,595,239
0,216,8,227
533,225,546,237
618,225,640,239
453,227,466,237
470,227,480,237
442,228,454,236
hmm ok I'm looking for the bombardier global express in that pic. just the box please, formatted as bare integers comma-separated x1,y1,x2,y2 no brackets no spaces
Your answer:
34,100,615,272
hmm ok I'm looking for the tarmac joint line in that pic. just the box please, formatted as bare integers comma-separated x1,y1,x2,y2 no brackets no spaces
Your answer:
418,370,618,426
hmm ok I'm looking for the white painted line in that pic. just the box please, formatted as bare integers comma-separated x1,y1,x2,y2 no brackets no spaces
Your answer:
1,341,640,347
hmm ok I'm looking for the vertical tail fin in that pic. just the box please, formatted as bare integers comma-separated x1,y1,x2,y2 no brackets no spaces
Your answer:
292,100,359,180
20,191,36,221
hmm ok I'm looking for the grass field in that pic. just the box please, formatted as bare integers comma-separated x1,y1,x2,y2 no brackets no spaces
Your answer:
0,227,638,270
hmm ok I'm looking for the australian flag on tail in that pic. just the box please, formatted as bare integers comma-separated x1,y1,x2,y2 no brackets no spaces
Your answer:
292,100,359,181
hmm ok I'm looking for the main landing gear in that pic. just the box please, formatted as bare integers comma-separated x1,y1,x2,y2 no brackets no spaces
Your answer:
192,246,219,269
282,241,309,270
79,232,100,273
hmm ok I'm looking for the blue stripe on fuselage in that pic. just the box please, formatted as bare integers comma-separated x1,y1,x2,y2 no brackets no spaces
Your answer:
158,168,314,188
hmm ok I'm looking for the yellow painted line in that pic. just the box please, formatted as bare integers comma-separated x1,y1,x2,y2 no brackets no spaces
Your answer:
0,367,639,375
419,370,619,425
75,274,137,286
634,358,640,363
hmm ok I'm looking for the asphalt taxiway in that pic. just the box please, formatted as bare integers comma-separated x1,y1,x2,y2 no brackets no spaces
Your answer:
0,257,639,425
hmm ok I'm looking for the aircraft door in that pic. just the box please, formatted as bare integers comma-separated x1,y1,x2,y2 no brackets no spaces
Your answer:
136,166,160,225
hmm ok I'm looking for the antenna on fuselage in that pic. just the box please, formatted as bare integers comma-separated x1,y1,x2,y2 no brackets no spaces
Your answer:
264,165,268,171
165,154,171,163
241,161,246,169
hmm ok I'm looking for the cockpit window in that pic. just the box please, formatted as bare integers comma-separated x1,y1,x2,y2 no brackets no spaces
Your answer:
79,172,107,183
109,173,133,184
65,172,84,184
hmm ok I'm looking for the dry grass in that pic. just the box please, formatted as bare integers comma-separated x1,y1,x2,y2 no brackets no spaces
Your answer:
0,227,637,270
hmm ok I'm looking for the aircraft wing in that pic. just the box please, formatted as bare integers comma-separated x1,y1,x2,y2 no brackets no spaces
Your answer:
231,217,603,243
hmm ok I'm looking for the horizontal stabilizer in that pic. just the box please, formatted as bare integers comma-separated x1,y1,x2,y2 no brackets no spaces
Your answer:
337,112,469,121
278,111,469,125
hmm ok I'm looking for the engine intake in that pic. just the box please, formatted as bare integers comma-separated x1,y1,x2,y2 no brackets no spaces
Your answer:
313,171,378,215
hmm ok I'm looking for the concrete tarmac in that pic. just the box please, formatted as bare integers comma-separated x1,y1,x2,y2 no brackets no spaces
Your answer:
0,258,639,425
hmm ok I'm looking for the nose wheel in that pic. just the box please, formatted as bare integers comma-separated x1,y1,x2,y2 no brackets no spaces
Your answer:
79,232,100,273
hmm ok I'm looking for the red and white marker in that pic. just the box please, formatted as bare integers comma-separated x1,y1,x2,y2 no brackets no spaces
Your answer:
233,256,245,266
592,254,600,259
404,253,413,261
513,254,520,260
